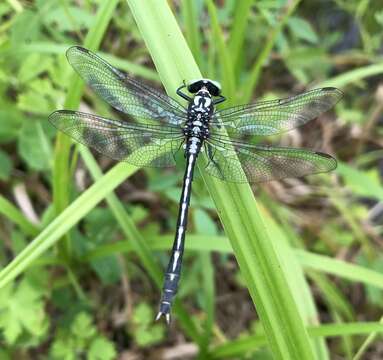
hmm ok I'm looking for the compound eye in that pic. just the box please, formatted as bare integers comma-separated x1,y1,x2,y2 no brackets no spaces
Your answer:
187,80,203,93
207,83,220,96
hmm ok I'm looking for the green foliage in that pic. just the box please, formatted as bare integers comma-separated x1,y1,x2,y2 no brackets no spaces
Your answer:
0,277,49,345
0,0,383,358
131,303,165,347
0,150,12,181
337,162,383,201
18,121,52,170
50,312,116,360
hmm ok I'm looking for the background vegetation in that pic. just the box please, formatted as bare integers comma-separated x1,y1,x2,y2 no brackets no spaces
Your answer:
0,0,383,359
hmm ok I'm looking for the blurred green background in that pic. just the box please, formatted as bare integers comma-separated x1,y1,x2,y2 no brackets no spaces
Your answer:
0,0,383,359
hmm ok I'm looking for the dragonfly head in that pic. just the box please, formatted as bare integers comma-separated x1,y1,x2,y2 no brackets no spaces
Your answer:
187,78,222,97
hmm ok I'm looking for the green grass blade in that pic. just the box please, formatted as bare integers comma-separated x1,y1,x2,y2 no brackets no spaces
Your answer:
353,316,383,360
0,195,39,236
8,42,159,81
181,0,202,67
297,250,383,290
260,207,329,359
0,163,134,288
78,147,158,277
199,253,215,356
210,322,383,359
308,272,354,321
52,0,119,218
228,0,254,72
205,0,235,101
86,235,383,291
242,0,301,102
336,161,383,201
317,62,383,88
126,1,317,358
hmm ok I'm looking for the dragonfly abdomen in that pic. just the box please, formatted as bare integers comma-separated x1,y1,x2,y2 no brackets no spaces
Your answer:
156,153,197,323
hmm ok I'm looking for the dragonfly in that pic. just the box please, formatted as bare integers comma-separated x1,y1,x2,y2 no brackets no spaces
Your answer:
49,46,343,323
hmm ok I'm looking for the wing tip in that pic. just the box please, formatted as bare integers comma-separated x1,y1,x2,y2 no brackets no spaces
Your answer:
48,110,77,126
48,110,60,122
314,151,338,170
321,87,344,101
48,110,66,128
66,46,93,65
66,45,88,55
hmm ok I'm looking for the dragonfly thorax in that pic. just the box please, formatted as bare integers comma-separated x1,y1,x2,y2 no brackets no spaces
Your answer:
184,87,213,155
189,87,214,116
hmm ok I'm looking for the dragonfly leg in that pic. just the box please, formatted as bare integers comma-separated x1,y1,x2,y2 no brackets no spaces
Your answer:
213,95,226,105
176,84,192,102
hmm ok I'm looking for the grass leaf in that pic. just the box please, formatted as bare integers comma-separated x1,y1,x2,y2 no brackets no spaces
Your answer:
126,1,319,358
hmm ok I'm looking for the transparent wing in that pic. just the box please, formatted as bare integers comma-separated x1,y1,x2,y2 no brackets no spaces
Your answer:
49,110,184,167
211,87,343,138
205,136,337,183
66,46,187,125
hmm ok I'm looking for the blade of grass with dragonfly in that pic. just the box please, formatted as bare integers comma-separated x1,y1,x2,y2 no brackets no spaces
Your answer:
201,12,328,356
127,0,316,358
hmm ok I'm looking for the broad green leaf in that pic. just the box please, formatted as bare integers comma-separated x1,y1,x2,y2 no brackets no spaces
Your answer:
0,278,48,344
0,107,23,144
133,302,155,326
43,7,94,32
288,17,319,44
336,162,383,201
132,303,165,347
71,312,96,340
90,256,121,285
17,90,52,114
17,53,52,83
50,337,77,360
0,150,12,180
18,121,51,170
10,10,41,45
88,337,116,360
134,326,165,347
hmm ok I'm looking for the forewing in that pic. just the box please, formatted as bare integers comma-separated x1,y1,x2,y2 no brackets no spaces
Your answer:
205,137,337,183
66,46,187,125
49,110,184,167
211,87,343,137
